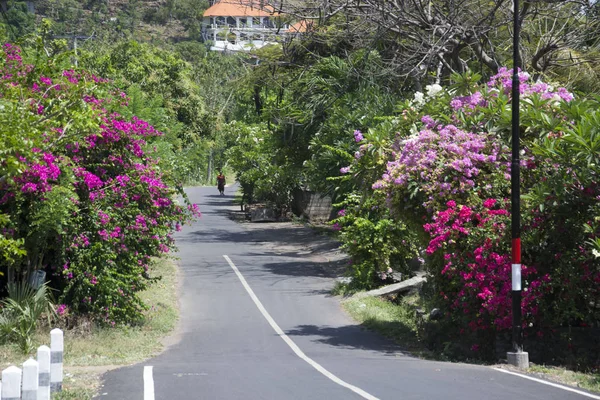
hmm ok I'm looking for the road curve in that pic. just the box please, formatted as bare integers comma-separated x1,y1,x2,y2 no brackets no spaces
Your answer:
96,186,597,400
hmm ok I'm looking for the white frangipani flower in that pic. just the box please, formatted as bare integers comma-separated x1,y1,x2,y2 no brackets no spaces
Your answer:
413,91,425,105
426,84,443,97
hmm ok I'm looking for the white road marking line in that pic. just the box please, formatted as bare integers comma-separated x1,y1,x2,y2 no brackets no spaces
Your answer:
493,368,600,399
144,366,155,400
223,255,380,400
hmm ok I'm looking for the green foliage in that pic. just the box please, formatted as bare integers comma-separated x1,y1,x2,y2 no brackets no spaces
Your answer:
78,38,227,185
0,282,56,353
533,96,600,179
0,1,35,40
334,193,419,289
230,48,400,214
225,122,300,211
22,185,78,273
82,40,188,101
523,96,600,327
174,41,208,64
191,50,243,120
279,52,397,192
141,0,208,39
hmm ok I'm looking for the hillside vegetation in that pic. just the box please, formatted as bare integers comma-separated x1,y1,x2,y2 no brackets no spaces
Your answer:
2,0,208,42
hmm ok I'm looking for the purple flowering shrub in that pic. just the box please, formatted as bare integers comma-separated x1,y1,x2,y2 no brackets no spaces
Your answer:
343,69,600,358
332,126,420,289
0,44,200,324
373,124,510,214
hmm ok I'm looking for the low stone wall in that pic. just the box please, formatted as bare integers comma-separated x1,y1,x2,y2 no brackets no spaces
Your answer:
292,190,335,222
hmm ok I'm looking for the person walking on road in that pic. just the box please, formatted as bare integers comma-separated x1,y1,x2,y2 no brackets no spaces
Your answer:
216,171,226,196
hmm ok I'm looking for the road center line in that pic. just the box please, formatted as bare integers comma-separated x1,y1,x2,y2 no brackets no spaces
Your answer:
223,255,380,400
143,365,155,400
493,368,600,399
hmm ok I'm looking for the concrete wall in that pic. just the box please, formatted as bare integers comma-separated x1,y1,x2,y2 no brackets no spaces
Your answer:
292,190,334,222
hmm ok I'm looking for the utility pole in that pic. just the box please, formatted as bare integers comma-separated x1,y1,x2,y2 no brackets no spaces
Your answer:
207,148,213,185
507,0,529,369
52,35,94,67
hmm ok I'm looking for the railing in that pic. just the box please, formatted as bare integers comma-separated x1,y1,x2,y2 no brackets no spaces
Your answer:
0,329,64,400
206,24,289,30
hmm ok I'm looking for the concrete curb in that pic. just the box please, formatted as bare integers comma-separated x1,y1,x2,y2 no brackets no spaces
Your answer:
353,275,427,299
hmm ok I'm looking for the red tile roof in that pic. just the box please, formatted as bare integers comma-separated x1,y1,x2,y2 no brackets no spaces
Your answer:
203,0,279,17
287,19,313,33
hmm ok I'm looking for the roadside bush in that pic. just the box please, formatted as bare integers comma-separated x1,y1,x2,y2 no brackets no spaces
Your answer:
331,125,420,289
0,43,200,325
345,69,599,360
0,282,56,353
333,193,419,289
525,96,600,330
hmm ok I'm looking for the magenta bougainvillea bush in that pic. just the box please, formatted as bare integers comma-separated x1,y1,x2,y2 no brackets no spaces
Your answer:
0,43,200,324
423,199,547,333
337,69,600,356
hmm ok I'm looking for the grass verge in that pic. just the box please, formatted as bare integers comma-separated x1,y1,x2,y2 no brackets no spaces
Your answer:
331,281,360,297
0,257,179,399
342,294,423,353
343,291,600,394
527,364,600,394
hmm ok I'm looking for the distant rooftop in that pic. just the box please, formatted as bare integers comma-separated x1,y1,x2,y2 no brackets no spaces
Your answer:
203,0,279,17
287,19,312,33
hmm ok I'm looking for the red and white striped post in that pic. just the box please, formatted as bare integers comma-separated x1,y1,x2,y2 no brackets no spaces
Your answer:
507,0,529,368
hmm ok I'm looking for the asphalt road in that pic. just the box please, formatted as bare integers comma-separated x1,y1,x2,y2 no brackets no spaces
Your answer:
96,185,598,400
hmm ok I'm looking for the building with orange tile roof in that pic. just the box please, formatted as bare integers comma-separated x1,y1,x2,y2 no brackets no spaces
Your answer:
203,0,279,17
202,1,307,52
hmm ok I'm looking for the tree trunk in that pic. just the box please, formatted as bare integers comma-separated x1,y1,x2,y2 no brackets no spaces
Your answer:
253,84,263,115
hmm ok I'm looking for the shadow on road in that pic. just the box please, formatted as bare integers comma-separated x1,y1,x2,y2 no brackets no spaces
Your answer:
177,226,347,279
180,226,342,256
200,201,236,208
198,196,238,209
285,323,416,356
259,259,347,279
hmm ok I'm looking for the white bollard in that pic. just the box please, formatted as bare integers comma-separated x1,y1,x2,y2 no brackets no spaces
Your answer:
50,328,64,393
1,365,22,400
37,345,51,400
22,358,39,400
